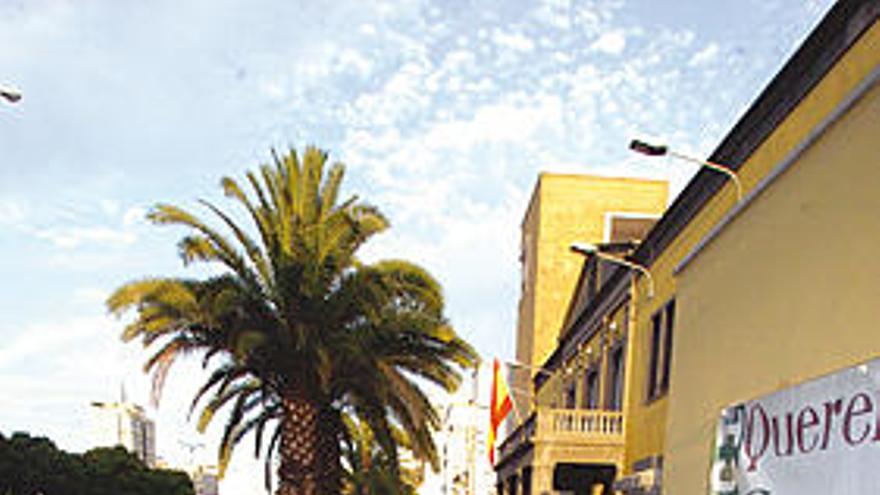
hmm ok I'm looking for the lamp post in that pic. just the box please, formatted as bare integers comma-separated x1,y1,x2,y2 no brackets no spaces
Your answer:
630,139,743,201
0,83,22,104
504,359,569,378
570,242,655,298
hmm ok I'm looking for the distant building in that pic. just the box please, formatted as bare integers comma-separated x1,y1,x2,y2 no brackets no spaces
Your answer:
421,363,495,495
498,173,667,493
191,465,219,495
90,399,156,467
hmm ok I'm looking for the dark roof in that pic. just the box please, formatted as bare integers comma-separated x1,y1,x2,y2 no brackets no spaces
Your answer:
632,0,880,267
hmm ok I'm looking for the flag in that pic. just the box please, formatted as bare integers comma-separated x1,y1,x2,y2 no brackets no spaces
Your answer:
489,358,513,464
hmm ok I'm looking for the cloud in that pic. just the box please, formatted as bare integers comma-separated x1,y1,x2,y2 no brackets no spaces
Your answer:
591,30,627,55
491,29,536,53
336,48,374,76
689,42,720,66
18,202,148,251
422,96,564,152
122,206,147,227
33,226,137,249
0,315,111,369
533,0,572,30
258,77,287,100
346,59,433,127
0,198,27,226
74,287,109,305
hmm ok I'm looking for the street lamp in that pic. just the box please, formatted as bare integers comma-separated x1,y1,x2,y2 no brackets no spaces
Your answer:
570,242,654,298
630,139,743,201
505,359,569,378
0,83,22,103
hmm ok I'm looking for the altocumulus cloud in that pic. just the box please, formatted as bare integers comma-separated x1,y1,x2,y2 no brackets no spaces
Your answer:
0,0,836,492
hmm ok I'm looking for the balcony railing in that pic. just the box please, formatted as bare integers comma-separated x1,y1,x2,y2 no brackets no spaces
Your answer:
541,408,624,438
498,408,624,462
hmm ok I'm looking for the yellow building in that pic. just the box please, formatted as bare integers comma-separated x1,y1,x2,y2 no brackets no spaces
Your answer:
497,1,880,494
500,173,667,494
512,173,668,415
663,2,880,494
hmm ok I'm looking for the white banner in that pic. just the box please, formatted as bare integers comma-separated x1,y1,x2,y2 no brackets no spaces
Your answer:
709,358,880,494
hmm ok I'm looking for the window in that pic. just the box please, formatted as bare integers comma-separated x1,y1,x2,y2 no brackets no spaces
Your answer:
582,367,600,410
507,474,519,495
661,300,675,392
647,312,662,399
647,299,676,401
520,467,532,495
605,344,625,411
564,379,577,409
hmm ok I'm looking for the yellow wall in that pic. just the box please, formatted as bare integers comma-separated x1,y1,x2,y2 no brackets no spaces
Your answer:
663,21,880,495
623,177,741,472
514,173,667,414
623,17,880,479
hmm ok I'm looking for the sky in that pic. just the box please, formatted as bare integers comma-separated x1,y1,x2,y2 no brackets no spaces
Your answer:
0,0,834,492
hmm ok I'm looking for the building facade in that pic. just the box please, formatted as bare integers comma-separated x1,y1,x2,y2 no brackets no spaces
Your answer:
90,400,157,468
512,173,668,417
663,2,880,493
497,1,880,494
422,363,496,495
191,465,219,495
499,174,668,494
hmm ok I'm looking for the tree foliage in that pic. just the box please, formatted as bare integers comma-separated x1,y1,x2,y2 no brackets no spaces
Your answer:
0,431,193,495
341,416,422,495
107,146,478,494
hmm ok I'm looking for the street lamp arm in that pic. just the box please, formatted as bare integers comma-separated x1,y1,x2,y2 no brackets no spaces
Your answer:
630,138,743,201
667,150,743,200
592,252,655,299
505,359,557,377
570,242,655,298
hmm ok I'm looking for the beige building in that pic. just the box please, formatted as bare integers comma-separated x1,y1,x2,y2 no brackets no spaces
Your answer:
512,174,668,415
90,399,157,467
500,173,667,494
422,363,495,495
192,465,219,495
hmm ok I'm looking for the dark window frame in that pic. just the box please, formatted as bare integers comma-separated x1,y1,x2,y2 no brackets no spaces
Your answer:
604,340,626,411
647,311,662,401
581,364,600,410
647,298,676,402
660,300,676,392
563,378,577,410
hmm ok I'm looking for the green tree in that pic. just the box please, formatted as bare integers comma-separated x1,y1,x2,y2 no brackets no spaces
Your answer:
107,146,477,494
0,432,192,495
83,447,193,495
341,416,422,495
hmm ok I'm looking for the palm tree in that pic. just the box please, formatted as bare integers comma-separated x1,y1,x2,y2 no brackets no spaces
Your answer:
107,146,478,494
340,416,422,495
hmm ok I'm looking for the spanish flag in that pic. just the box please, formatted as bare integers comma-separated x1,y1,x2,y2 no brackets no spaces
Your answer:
489,358,513,464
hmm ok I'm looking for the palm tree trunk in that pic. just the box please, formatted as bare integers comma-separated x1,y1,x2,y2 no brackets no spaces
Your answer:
317,409,342,494
276,394,342,495
277,394,321,495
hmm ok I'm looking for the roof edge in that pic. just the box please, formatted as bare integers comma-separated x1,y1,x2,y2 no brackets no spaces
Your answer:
633,0,880,267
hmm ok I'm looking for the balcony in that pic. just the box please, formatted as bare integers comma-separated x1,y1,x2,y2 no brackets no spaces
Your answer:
497,408,625,465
